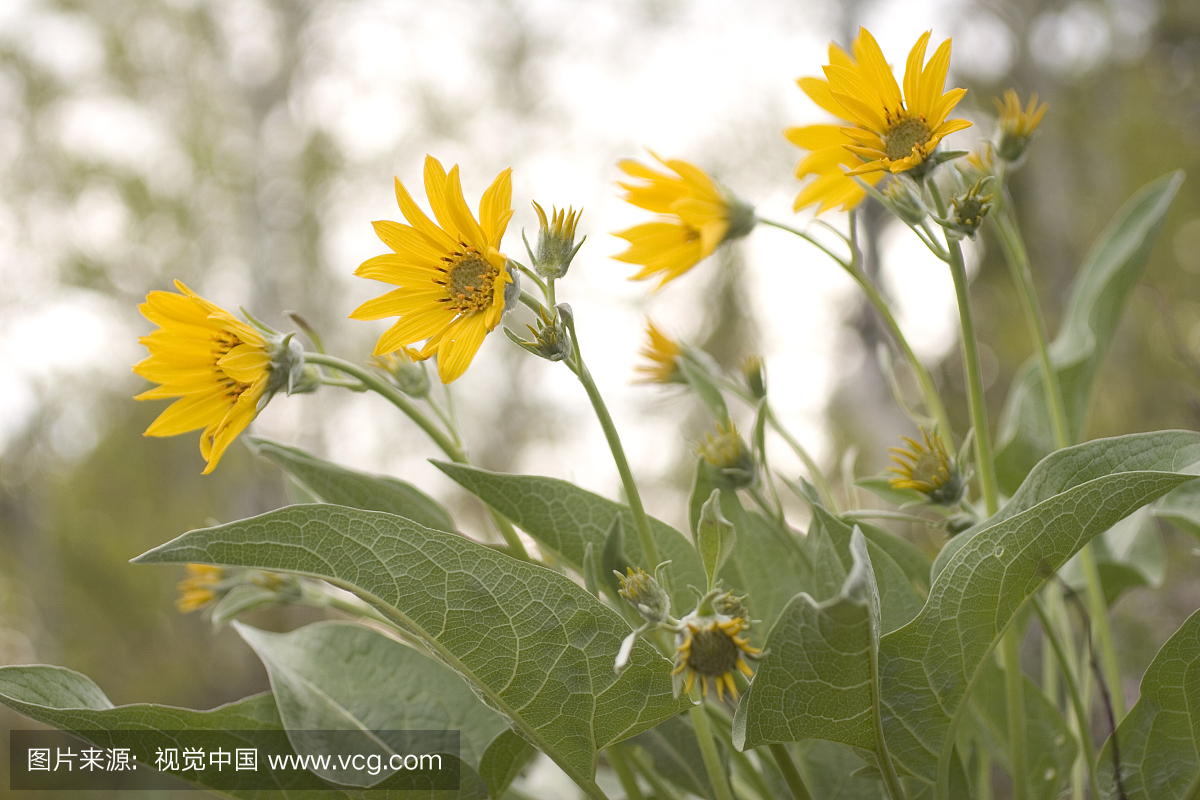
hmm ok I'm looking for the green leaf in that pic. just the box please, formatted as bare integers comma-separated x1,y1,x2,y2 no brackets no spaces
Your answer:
1154,477,1200,540
629,714,722,800
250,436,456,533
134,504,690,791
934,431,1200,579
964,659,1076,800
856,520,932,597
1060,505,1164,605
878,431,1200,786
433,462,704,611
234,620,525,794
0,666,367,798
696,490,736,591
713,490,813,637
732,529,881,752
793,740,884,800
808,506,923,633
857,476,926,508
993,171,1184,493
1096,606,1200,800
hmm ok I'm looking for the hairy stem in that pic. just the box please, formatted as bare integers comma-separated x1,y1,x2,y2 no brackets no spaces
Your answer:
689,701,734,800
563,316,661,568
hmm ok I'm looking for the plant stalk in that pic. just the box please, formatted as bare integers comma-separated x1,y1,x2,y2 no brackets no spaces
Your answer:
767,743,814,800
563,317,661,568
1002,623,1029,800
607,746,646,800
689,701,734,800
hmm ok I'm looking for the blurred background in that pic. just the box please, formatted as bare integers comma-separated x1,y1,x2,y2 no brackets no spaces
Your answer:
1,0,1198,795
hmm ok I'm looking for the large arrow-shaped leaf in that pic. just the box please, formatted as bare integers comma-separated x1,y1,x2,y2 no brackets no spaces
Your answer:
0,665,455,798
433,461,705,610
934,431,1200,578
1096,607,1200,800
880,431,1200,787
133,504,690,793
235,621,532,796
249,436,456,533
994,171,1184,493
733,529,883,753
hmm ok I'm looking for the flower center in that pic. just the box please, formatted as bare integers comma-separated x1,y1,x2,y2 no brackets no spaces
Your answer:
884,115,933,162
686,623,741,677
441,247,499,314
911,450,949,488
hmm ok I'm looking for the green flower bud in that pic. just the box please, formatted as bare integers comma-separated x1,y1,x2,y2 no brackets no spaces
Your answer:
616,567,671,623
527,201,584,279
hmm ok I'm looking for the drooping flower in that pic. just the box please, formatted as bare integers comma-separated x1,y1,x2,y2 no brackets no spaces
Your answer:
613,154,754,288
672,609,761,701
351,155,515,383
134,281,278,473
787,28,971,211
634,319,684,384
887,427,968,506
176,564,226,613
994,89,1048,162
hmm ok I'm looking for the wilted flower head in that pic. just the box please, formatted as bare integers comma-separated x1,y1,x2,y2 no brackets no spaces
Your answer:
945,177,996,239
374,348,431,398
613,153,754,288
994,89,1048,163
616,567,671,624
887,427,968,506
635,319,685,385
672,605,761,701
698,419,757,489
176,564,227,613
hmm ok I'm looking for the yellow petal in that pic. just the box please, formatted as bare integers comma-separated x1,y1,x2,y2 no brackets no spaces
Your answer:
478,167,513,248
217,344,269,383
903,31,932,116
394,174,455,251
433,312,490,383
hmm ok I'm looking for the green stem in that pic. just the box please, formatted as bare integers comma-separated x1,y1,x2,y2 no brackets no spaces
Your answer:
563,317,661,568
629,750,681,800
928,179,1000,800
1002,625,1029,800
1078,545,1126,721
1033,598,1097,797
759,217,954,443
767,743,813,800
991,200,1069,451
306,353,531,562
607,746,645,800
689,701,734,800
927,182,999,516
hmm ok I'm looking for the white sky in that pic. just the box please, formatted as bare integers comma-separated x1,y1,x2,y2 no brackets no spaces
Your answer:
0,0,1154,510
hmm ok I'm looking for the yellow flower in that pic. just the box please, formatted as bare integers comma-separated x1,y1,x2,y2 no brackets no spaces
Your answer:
613,154,754,288
634,319,684,384
176,564,225,613
785,123,884,213
994,89,1047,162
134,281,271,474
887,427,967,506
351,155,514,384
787,28,971,210
672,611,761,701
